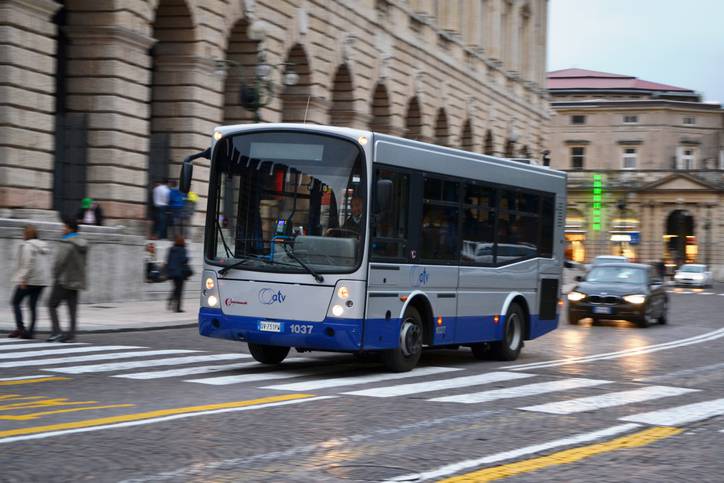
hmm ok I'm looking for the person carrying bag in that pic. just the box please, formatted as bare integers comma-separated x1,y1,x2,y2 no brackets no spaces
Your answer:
9,225,50,339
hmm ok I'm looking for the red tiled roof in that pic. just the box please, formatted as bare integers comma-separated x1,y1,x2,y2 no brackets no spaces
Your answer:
547,68,692,92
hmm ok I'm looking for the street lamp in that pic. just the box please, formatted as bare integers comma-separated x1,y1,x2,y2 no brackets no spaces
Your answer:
215,51,299,122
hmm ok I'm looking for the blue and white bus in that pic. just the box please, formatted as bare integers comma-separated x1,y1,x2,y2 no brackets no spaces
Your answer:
179,124,566,372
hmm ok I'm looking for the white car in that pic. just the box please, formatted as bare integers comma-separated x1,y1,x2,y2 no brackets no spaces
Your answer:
674,264,713,288
585,255,628,271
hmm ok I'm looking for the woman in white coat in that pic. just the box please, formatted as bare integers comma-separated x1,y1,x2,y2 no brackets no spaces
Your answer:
9,225,50,338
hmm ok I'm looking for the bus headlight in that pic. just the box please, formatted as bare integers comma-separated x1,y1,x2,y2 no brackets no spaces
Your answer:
332,305,344,317
337,286,350,299
623,294,646,305
567,291,586,302
202,270,220,308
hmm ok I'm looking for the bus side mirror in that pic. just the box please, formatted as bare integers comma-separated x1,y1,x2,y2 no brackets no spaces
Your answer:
179,162,193,194
177,147,210,194
375,179,393,213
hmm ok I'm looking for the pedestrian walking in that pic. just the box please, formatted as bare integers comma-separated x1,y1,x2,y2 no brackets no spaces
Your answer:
152,179,170,239
168,180,185,238
47,216,88,342
166,235,190,313
8,225,50,339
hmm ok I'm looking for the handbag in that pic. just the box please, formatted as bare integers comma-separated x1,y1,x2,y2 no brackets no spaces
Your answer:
182,263,193,279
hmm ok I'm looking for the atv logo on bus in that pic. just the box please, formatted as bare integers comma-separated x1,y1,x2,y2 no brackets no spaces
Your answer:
258,288,287,305
409,266,430,287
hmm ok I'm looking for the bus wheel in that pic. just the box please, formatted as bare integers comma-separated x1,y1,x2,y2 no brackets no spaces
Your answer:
490,303,525,361
383,306,423,372
248,343,290,364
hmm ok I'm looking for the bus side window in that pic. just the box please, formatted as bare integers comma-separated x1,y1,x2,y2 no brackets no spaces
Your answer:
371,168,409,260
420,177,459,263
540,195,555,258
461,182,496,265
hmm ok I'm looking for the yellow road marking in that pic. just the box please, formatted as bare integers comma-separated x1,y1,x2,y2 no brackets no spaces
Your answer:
0,398,98,411
0,404,136,421
440,426,682,482
0,393,314,439
0,395,46,402
0,377,69,386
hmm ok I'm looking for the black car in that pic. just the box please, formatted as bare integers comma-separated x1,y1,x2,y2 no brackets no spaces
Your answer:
567,263,668,327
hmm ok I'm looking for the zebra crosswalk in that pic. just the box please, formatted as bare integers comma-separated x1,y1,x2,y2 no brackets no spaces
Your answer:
2,339,724,429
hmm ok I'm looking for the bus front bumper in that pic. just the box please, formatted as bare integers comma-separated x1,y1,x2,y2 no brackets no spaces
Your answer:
198,307,364,351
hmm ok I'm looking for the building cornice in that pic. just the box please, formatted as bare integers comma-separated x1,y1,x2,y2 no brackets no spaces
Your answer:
550,99,722,111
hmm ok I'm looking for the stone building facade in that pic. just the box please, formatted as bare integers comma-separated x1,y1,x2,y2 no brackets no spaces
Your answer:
0,0,550,236
547,69,724,278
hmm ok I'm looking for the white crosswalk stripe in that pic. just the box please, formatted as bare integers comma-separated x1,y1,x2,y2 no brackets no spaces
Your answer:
0,342,86,351
343,371,536,398
47,353,251,374
621,398,724,426
0,375,50,382
0,339,37,344
0,346,144,360
262,366,462,392
187,365,348,386
519,386,698,415
428,378,612,404
114,360,306,380
0,349,198,369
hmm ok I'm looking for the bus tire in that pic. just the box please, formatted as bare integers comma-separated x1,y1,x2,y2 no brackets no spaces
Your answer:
248,343,290,364
490,303,525,361
382,306,423,372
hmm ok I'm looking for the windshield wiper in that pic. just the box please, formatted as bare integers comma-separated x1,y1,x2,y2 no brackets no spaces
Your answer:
218,256,253,276
283,243,324,283
216,220,233,258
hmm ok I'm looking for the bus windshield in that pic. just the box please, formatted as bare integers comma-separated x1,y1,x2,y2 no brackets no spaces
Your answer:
208,130,366,274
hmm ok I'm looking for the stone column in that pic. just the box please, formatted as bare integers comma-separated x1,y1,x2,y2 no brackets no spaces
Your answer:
150,56,224,231
63,26,155,227
0,0,61,217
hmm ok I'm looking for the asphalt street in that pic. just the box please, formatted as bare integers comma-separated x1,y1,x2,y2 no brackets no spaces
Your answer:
1,285,724,482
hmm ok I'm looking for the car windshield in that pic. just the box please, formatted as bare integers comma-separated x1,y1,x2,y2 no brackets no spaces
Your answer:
680,265,705,273
207,130,366,274
586,266,647,284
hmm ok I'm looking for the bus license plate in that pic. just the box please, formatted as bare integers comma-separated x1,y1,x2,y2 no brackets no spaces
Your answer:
592,306,612,315
258,321,283,332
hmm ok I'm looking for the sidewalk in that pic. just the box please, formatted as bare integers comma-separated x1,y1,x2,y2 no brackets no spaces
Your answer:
0,296,199,334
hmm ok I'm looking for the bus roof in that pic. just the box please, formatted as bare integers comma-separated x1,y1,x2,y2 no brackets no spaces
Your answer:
212,123,566,190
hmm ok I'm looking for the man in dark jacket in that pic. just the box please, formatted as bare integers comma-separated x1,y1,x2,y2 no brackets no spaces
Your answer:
48,216,88,342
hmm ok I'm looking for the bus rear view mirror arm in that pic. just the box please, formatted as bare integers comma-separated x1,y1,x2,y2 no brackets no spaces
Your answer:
179,148,211,194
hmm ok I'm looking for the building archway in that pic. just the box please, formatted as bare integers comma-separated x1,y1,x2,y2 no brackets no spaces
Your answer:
565,208,586,262
281,43,312,123
223,18,261,124
149,0,197,218
434,108,449,146
665,209,696,265
405,97,422,140
484,129,494,155
460,119,473,151
329,64,355,126
504,138,515,158
369,83,391,134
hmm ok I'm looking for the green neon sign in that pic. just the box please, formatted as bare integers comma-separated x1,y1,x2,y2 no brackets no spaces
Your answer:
592,174,603,231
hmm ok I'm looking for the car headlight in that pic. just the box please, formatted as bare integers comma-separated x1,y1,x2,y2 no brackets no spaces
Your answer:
692,273,704,280
674,273,683,279
567,291,586,302
623,294,646,305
